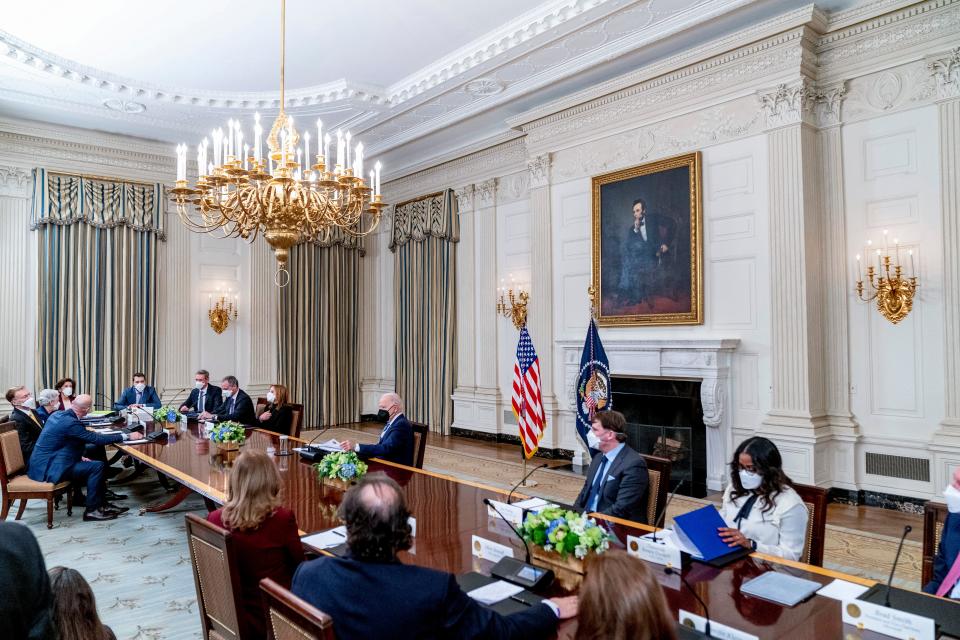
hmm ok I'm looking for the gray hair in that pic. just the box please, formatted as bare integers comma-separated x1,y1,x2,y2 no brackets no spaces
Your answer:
37,389,59,406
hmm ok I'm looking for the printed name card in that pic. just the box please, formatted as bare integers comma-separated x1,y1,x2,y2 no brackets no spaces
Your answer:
628,533,684,569
486,500,523,526
471,535,515,563
408,516,416,537
679,611,759,640
841,599,935,640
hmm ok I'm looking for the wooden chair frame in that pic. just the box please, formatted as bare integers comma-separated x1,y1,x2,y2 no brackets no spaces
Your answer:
792,483,828,567
259,577,334,640
409,421,429,469
0,430,72,529
922,500,950,588
639,453,671,527
185,512,246,640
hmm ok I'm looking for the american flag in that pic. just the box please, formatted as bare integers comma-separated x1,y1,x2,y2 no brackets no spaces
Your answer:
512,327,545,459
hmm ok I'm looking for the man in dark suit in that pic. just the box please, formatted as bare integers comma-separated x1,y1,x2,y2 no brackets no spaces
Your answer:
200,375,255,424
179,369,222,414
28,394,140,521
0,522,55,639
292,475,576,639
6,385,44,465
573,410,649,524
924,467,960,598
340,393,414,466
617,198,676,308
113,372,162,411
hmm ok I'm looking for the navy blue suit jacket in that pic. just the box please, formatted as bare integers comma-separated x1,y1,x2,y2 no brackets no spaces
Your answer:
27,409,124,483
573,444,649,524
113,385,162,410
213,389,256,425
291,556,557,640
358,414,414,466
924,512,960,595
180,384,222,413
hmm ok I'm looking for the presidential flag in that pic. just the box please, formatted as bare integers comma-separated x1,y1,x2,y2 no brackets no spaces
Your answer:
512,327,545,459
575,318,611,449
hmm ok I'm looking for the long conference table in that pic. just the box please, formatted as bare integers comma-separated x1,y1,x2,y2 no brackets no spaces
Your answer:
118,422,907,639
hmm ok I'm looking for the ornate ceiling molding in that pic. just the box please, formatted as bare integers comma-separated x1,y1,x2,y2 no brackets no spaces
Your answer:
928,47,960,99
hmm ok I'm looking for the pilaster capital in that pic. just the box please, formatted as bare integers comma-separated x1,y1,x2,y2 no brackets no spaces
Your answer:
476,178,498,208
527,153,552,190
454,184,475,212
758,79,848,130
927,47,960,101
0,164,32,198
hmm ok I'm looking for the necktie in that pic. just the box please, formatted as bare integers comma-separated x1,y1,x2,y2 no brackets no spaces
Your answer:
936,549,960,598
587,458,610,511
229,397,235,414
136,391,142,404
28,411,41,428
198,390,205,411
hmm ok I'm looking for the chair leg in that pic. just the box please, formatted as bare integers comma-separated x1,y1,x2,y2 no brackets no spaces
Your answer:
1,497,10,521
47,498,54,529
66,490,73,517
15,499,27,520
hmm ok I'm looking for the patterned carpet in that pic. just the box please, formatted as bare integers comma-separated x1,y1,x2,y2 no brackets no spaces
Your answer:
9,427,922,640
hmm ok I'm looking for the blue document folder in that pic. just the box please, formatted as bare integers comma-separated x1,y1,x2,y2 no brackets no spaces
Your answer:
672,505,733,562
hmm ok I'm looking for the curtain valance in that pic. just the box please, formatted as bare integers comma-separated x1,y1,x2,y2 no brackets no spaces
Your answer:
390,190,459,251
31,169,166,239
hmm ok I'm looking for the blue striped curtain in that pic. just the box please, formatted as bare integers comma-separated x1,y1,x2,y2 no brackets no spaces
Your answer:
392,190,458,433
32,169,164,405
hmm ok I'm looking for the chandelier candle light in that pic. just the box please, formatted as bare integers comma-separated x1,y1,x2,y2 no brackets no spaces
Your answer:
208,289,238,335
854,230,919,324
171,0,386,286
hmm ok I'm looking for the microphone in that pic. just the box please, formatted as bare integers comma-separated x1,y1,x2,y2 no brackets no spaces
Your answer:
93,392,115,412
297,425,336,462
507,463,548,505
666,566,711,637
163,387,190,413
884,525,912,607
483,497,531,563
652,478,686,543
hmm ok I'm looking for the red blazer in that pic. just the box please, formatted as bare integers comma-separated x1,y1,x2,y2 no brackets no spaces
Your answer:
208,507,305,639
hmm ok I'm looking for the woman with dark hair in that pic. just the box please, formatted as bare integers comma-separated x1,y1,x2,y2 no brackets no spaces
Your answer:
718,436,808,561
575,549,676,640
54,377,76,411
48,566,115,640
257,383,293,435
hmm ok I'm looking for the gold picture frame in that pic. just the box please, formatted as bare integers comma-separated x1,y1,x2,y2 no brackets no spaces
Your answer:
591,151,703,326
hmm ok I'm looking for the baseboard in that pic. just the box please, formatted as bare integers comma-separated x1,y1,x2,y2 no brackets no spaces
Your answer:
828,488,927,515
450,427,575,460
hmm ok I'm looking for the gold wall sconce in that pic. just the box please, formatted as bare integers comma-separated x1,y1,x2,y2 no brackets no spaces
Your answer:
496,275,529,330
208,288,238,334
855,231,918,325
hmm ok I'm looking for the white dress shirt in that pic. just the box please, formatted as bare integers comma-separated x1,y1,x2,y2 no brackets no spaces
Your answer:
720,484,808,561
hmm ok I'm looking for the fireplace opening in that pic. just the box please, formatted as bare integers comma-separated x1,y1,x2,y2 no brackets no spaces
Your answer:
610,375,706,498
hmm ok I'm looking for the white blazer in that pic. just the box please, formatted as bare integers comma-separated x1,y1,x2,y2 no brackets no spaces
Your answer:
720,484,808,561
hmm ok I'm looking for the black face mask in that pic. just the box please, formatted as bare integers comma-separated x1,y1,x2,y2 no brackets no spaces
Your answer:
376,409,390,423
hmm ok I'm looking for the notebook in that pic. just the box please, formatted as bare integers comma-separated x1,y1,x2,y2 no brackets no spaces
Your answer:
672,505,732,562
740,571,822,607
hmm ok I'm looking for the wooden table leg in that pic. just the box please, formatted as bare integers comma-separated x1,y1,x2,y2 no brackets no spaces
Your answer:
138,486,193,515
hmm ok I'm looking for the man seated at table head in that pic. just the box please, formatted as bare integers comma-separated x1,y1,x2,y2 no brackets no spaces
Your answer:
925,467,960,599
179,369,222,414
573,410,649,524
199,375,255,425
292,474,577,639
36,388,61,423
27,394,141,521
6,385,44,465
112,372,162,411
339,392,414,466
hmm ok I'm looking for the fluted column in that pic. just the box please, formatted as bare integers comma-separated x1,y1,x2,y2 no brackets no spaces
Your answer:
473,180,502,430
248,239,278,390
0,166,34,409
451,185,481,431
930,49,960,457
527,155,554,400
157,188,193,399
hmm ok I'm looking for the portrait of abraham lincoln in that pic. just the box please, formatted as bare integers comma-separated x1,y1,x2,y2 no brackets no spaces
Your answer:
591,152,703,326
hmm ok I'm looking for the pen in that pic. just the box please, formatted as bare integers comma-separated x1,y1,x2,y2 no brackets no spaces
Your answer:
509,594,533,607
331,529,345,538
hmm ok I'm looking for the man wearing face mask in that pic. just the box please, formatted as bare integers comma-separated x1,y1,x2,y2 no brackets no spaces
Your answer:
924,467,960,598
113,372,162,411
6,386,44,465
201,375,256,425
340,393,414,466
573,411,650,523
35,389,61,423
179,369,222,414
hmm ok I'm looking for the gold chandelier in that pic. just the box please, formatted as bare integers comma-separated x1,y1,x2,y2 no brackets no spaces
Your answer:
854,231,919,324
171,0,385,286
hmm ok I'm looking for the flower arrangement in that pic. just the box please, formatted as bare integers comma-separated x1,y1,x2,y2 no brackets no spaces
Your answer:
521,507,611,560
153,406,182,422
209,421,246,445
314,451,368,483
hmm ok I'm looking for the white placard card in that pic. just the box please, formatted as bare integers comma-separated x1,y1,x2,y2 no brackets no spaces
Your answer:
471,535,515,563
841,599,934,640
628,533,684,569
678,611,758,640
486,500,523,526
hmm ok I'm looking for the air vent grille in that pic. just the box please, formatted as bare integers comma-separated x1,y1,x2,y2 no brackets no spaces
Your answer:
865,452,930,482
503,409,517,426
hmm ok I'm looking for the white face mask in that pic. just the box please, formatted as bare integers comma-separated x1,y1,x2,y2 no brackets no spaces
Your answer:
266,391,276,403
195,380,204,389
22,397,36,410
945,484,960,514
586,430,602,450
62,386,73,397
134,382,146,393
222,389,233,399
739,469,763,490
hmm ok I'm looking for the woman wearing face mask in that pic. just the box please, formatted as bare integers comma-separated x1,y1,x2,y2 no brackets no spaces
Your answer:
54,377,76,411
257,384,293,436
924,467,960,598
718,436,808,561
35,388,61,423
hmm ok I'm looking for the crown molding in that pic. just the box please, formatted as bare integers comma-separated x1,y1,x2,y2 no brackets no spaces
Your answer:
385,129,524,182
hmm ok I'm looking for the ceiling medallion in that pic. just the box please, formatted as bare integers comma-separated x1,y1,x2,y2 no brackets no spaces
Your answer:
171,0,386,286
465,78,506,97
103,99,146,113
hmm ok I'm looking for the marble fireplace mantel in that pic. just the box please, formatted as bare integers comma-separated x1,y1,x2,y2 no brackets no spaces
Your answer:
558,338,740,490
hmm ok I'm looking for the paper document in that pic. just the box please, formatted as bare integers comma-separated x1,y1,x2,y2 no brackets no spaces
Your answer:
123,439,150,445
92,428,122,434
301,526,348,550
466,580,525,605
816,579,870,601
512,497,555,512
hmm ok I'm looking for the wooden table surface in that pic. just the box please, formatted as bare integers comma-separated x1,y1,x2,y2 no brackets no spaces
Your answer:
119,422,900,639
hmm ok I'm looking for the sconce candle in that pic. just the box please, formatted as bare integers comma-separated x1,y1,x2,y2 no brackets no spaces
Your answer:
854,236,919,324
